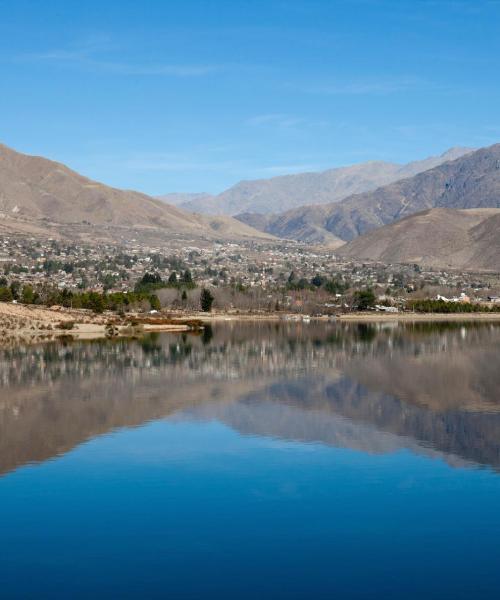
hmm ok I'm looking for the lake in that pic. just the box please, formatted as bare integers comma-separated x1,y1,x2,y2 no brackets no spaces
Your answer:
1,321,500,599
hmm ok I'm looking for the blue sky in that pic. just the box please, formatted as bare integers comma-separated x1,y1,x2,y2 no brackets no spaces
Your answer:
1,0,499,194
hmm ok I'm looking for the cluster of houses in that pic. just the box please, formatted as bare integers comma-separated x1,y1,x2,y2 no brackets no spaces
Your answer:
0,233,499,310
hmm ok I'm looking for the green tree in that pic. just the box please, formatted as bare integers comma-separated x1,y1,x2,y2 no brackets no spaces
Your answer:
141,272,162,285
353,289,376,310
0,286,13,302
311,274,326,287
135,272,163,292
87,292,106,313
168,271,178,285
9,281,21,300
325,278,346,295
200,288,214,312
149,294,161,311
22,285,35,304
182,269,193,285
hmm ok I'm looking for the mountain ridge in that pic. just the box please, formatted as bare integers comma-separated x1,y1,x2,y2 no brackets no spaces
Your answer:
0,143,273,243
236,143,500,243
336,207,500,270
166,147,473,216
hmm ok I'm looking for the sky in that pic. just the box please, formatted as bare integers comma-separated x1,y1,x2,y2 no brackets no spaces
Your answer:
1,0,500,195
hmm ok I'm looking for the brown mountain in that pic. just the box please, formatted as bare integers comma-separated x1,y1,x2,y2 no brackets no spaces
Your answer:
172,147,472,216
337,207,500,270
237,143,500,243
0,143,272,243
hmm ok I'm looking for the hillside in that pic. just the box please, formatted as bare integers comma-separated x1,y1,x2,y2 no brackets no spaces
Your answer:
337,208,500,270
0,143,271,243
238,143,500,243
174,147,472,216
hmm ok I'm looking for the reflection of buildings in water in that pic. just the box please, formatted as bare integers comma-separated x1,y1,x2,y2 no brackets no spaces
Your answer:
1,322,500,477
1,321,499,389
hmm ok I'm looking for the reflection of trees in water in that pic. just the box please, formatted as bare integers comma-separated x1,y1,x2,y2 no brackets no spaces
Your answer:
1,321,500,390
1,321,500,477
202,324,214,345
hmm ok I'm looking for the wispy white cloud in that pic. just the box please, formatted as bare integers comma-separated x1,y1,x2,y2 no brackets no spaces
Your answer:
296,77,442,96
18,36,221,78
245,113,306,128
127,159,238,172
90,61,219,77
121,152,242,172
90,150,324,179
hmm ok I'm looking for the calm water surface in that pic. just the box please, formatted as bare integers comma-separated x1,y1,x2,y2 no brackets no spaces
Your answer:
1,321,500,598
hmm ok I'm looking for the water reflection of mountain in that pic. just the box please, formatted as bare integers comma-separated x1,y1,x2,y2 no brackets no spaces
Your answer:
1,321,500,476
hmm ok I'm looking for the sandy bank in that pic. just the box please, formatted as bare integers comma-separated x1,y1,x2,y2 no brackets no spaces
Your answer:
169,310,500,324
2,302,500,347
0,302,193,346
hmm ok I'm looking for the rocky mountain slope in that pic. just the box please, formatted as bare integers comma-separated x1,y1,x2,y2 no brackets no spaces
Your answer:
172,147,472,215
237,143,500,243
0,143,271,243
337,208,500,270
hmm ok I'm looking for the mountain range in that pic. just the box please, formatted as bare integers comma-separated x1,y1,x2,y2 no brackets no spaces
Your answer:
0,143,271,244
1,140,499,270
338,208,500,270
236,143,500,247
162,147,472,216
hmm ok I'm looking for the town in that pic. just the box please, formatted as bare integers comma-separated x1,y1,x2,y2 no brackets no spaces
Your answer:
1,233,499,315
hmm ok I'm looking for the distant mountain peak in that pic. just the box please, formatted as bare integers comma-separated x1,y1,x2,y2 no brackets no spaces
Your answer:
170,147,474,216
236,143,500,245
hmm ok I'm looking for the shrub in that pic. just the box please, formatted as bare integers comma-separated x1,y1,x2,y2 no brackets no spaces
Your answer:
0,286,13,302
200,288,214,312
353,289,376,310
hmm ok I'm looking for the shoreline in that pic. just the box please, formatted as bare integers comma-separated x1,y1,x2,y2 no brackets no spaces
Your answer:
335,312,500,322
1,302,500,347
177,310,500,323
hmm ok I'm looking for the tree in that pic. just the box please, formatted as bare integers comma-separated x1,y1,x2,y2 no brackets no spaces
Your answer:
325,278,346,295
101,273,117,291
22,285,35,304
0,286,13,302
135,272,163,292
87,292,106,313
168,271,178,285
353,289,376,311
149,294,161,311
182,269,193,285
9,280,21,300
200,288,214,312
141,272,162,286
311,274,325,287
